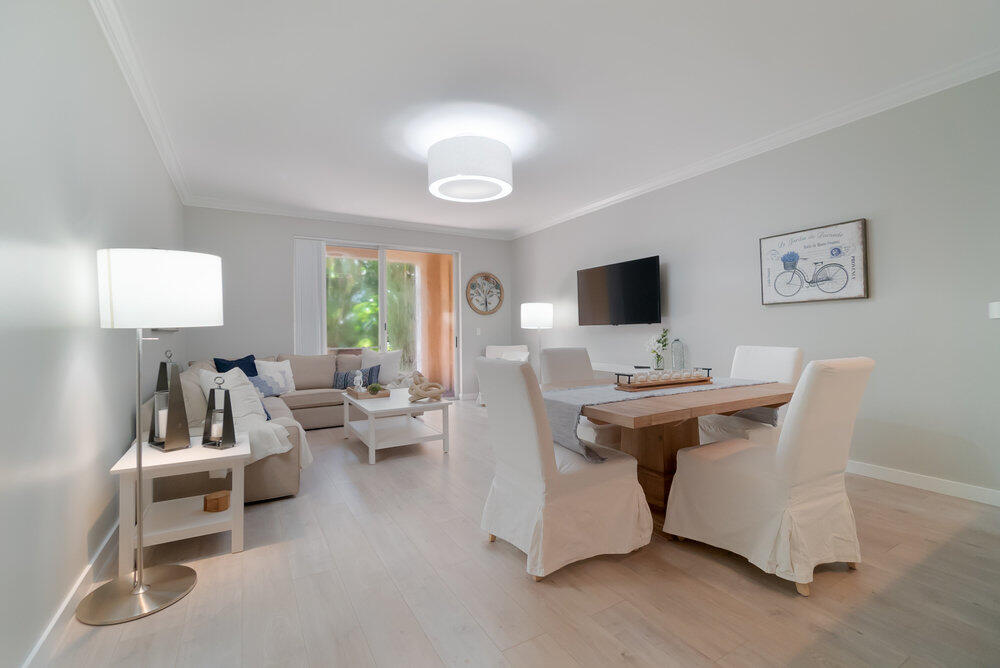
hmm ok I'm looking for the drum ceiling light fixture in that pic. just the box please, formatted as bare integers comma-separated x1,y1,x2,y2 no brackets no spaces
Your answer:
428,135,512,202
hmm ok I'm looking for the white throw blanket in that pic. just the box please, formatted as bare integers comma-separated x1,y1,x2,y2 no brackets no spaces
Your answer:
167,369,315,469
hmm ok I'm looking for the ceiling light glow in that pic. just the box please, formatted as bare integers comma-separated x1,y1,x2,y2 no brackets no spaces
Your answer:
394,101,543,162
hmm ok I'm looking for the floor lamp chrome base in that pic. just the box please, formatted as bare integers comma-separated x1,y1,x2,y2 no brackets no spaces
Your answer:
76,564,196,626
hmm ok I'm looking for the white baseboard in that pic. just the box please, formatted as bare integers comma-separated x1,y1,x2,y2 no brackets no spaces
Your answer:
23,522,119,667
847,460,1000,507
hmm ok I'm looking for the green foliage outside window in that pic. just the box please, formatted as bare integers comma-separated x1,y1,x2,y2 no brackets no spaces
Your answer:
326,257,417,370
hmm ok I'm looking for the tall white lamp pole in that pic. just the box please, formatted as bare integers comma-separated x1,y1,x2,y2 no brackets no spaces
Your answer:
520,303,553,375
76,249,224,625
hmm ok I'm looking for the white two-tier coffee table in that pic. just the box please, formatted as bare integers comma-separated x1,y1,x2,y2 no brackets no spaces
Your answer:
344,388,451,464
111,435,250,576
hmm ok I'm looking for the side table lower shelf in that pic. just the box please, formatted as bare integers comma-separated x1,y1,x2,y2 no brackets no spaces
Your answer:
142,496,234,546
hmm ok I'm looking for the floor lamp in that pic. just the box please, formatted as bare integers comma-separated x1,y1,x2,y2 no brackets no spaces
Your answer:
76,249,224,625
520,302,553,375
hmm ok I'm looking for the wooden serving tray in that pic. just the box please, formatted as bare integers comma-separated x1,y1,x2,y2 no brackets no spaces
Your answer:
347,386,390,399
615,376,712,392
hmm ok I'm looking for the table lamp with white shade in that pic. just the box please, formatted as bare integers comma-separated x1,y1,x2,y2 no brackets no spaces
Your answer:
521,302,553,372
76,249,223,626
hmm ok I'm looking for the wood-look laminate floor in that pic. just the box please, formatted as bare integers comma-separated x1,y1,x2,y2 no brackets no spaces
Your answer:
45,400,1000,667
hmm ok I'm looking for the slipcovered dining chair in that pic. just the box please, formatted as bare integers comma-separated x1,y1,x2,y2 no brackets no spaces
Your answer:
477,345,530,405
665,357,874,596
698,345,803,446
539,347,620,446
476,357,652,579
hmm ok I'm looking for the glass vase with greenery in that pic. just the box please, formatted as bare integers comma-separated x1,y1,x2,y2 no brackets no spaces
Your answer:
648,328,669,369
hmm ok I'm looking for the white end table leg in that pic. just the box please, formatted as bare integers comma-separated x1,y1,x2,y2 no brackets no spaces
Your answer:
442,404,450,454
343,398,350,439
231,463,245,552
118,473,136,577
368,414,376,464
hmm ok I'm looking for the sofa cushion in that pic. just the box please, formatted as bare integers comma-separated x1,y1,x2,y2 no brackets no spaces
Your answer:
261,395,294,421
188,359,217,372
277,353,338,390
336,353,363,373
281,388,345,410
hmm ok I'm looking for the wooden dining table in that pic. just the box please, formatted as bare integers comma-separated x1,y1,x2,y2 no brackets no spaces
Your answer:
545,380,795,512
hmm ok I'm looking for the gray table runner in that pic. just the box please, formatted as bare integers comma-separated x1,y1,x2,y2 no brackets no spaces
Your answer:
542,378,775,462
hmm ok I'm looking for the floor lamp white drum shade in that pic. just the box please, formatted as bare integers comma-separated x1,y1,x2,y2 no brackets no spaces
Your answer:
97,249,224,328
521,302,553,329
990,301,1000,319
428,135,513,202
78,248,223,626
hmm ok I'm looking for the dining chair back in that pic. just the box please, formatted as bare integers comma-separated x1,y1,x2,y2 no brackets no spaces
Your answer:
776,357,874,485
540,347,595,385
477,345,530,405
476,356,652,578
476,357,557,486
485,344,530,361
731,345,803,383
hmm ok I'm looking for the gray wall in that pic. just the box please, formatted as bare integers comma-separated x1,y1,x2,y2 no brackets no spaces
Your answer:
182,207,513,396
511,73,1000,491
0,1,186,664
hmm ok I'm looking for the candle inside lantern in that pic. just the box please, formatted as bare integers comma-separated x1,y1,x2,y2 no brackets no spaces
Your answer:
156,408,168,440
210,419,223,440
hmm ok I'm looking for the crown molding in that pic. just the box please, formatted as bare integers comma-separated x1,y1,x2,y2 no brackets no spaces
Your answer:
513,48,1000,239
185,195,516,241
90,0,192,201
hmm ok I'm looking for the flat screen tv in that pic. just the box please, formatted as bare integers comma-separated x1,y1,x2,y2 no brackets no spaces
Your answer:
577,256,661,325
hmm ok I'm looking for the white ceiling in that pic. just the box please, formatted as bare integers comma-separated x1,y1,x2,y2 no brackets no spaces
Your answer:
100,0,1000,239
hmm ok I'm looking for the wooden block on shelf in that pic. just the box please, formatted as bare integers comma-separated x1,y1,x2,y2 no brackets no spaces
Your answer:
203,490,230,512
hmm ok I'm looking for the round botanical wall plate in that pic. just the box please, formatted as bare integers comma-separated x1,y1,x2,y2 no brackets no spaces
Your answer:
466,272,504,315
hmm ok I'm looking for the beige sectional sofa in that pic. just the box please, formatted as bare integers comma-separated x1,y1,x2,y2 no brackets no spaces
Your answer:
155,349,368,504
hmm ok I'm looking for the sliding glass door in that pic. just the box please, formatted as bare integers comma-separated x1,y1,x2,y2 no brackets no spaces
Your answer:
322,243,456,393
385,249,455,389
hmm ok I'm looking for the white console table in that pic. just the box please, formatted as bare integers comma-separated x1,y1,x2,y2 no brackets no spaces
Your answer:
111,436,250,576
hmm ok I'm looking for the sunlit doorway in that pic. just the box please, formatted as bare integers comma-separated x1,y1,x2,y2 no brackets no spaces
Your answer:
325,244,456,394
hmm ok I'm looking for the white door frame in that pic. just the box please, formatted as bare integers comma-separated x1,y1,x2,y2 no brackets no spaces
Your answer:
294,235,462,397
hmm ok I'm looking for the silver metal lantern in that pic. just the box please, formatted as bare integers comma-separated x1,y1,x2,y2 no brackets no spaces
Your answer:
202,376,236,448
148,351,191,452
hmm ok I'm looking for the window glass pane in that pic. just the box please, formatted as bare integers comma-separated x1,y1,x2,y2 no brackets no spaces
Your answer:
385,260,417,371
326,246,378,351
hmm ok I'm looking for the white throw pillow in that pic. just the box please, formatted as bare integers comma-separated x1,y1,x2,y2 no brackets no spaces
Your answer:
253,359,296,396
197,368,267,421
361,348,403,384
179,367,209,429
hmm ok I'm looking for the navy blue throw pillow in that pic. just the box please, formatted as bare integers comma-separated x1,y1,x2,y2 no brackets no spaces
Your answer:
214,354,258,377
363,364,381,386
334,364,381,389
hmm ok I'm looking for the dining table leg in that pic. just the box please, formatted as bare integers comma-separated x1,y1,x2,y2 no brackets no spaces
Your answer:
618,417,700,512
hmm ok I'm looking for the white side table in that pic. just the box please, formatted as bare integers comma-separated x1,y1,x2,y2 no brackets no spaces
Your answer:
344,388,450,464
111,436,251,577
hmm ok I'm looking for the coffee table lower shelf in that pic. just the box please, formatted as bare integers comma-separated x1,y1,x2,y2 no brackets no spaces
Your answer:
346,415,448,463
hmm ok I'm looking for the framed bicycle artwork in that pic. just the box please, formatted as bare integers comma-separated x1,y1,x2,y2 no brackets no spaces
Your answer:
759,219,868,305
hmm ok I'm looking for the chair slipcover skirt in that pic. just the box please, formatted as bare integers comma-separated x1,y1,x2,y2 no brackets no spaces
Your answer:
481,446,652,577
665,443,861,583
